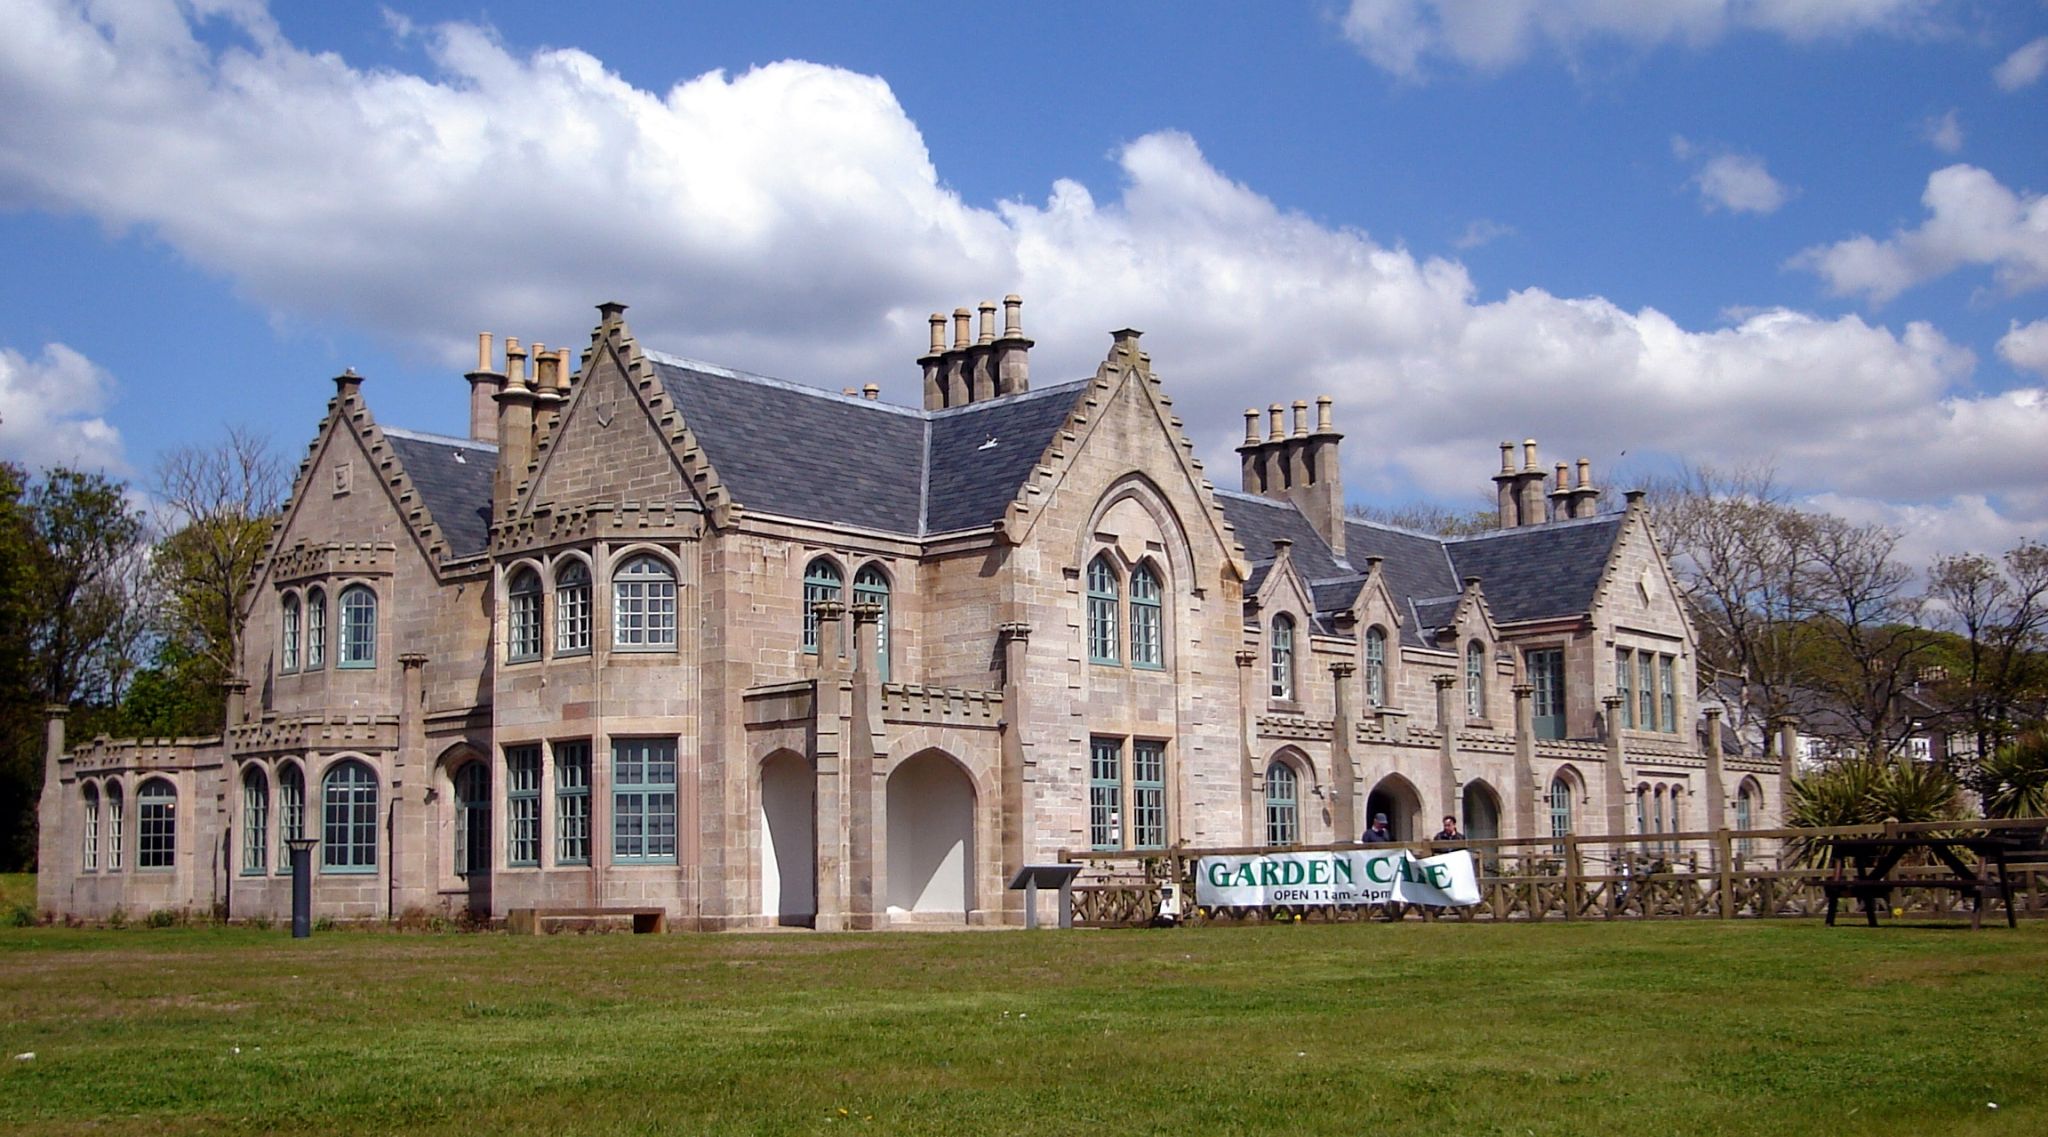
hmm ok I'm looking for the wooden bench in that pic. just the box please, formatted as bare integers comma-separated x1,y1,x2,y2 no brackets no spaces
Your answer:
505,907,668,935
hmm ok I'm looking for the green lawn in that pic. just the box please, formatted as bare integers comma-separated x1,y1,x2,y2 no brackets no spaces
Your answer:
1,919,2041,1136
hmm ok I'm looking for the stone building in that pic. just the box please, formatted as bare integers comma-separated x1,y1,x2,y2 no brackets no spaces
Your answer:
37,298,1785,927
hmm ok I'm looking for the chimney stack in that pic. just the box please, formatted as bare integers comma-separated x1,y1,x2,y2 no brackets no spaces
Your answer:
1568,457,1603,519
922,296,1033,410
467,333,504,444
495,337,537,519
1235,393,1347,558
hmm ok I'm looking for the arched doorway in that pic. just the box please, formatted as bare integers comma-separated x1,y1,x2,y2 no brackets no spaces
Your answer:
885,751,975,919
1462,780,1502,841
1365,774,1423,842
759,751,816,927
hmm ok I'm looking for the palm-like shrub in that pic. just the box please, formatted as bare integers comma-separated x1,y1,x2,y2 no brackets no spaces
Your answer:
1979,730,2048,819
1786,757,1962,865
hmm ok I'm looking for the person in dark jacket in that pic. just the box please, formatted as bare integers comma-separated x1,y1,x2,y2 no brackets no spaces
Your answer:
1433,816,1463,842
1361,813,1393,843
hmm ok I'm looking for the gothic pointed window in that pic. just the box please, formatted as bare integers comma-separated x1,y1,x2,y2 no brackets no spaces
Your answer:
1365,626,1387,708
1270,615,1296,700
802,558,843,656
853,564,891,680
1130,562,1163,669
1087,556,1120,665
507,567,542,662
1265,761,1299,846
555,559,592,655
1465,640,1486,719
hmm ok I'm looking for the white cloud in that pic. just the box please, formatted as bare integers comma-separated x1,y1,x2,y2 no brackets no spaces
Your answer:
1804,492,2047,570
1679,143,1793,214
0,343,127,473
0,0,2036,557
1338,0,1939,79
1998,318,2048,378
1791,164,2048,304
1452,218,1515,249
1920,108,1963,154
1993,35,2048,91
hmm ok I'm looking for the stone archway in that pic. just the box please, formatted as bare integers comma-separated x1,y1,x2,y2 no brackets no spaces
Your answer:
1462,779,1503,841
885,750,976,920
1365,773,1424,842
759,751,816,927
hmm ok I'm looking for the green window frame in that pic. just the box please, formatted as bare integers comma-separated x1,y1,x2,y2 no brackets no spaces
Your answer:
555,559,592,656
1529,647,1565,740
1129,562,1163,669
506,745,541,868
612,738,677,864
1465,640,1486,719
554,741,591,865
1265,760,1298,847
1615,649,1635,729
1365,626,1387,708
1659,655,1677,734
321,760,378,873
853,563,891,680
137,778,176,871
1270,615,1295,700
1638,653,1657,732
242,767,268,875
81,782,99,872
1086,556,1120,665
276,763,304,874
613,555,677,650
802,558,842,655
1548,775,1573,851
1088,737,1122,850
454,762,490,877
1132,740,1167,850
106,782,124,872
338,584,376,668
280,593,300,672
305,587,326,669
507,568,542,662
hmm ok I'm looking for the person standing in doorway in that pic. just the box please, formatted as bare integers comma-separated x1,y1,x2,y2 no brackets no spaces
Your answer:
1433,816,1463,843
1362,813,1393,843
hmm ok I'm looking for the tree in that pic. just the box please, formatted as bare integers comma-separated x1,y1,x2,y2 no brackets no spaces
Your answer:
1345,500,1497,537
1797,513,1937,763
1926,541,2048,768
144,427,285,731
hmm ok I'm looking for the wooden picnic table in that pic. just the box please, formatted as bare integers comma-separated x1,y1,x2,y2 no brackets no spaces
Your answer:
1821,832,2032,929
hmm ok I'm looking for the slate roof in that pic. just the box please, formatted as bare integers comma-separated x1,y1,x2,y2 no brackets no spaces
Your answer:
382,428,497,558
1217,489,1625,648
1442,514,1625,626
648,351,1090,537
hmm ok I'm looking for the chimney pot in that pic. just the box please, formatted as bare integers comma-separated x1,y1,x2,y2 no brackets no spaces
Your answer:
977,301,996,345
1576,457,1592,489
1003,294,1023,338
1242,409,1259,445
862,383,880,400
1268,403,1285,441
1555,462,1569,491
476,333,493,374
1291,400,1309,438
1522,438,1539,470
952,308,972,350
928,313,946,355
1499,441,1515,474
1315,394,1333,433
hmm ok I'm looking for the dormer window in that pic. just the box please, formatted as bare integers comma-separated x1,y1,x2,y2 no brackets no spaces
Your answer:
1270,615,1296,701
1365,626,1387,708
1464,640,1486,719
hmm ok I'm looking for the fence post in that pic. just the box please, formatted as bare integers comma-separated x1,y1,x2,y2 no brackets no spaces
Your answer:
1717,829,1735,920
1563,835,1581,921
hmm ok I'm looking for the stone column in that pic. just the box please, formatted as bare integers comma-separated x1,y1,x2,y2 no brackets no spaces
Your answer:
394,653,429,917
999,623,1032,924
1702,706,1727,832
1433,674,1459,821
1329,661,1358,841
1512,683,1537,841
1603,695,1628,838
1234,649,1259,845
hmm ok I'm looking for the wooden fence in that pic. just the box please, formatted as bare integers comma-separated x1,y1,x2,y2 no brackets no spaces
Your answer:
1057,817,2048,927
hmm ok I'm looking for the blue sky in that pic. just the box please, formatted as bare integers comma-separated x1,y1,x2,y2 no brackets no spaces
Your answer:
1,0,2043,563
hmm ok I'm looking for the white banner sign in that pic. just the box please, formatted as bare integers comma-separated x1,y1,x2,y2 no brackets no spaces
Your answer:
1195,849,1481,908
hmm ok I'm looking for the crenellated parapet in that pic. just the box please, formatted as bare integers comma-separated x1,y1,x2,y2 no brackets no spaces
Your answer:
492,500,706,555
228,713,400,757
880,683,1002,728
64,737,223,775
271,541,398,583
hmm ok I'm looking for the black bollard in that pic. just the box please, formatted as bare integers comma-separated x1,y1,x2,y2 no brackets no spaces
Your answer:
287,837,316,938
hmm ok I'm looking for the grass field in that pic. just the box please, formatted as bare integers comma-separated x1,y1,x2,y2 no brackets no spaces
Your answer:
2,917,2042,1136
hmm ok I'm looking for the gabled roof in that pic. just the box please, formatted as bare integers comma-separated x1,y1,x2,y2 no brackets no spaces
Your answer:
1443,514,1625,625
381,428,496,558
647,350,1089,538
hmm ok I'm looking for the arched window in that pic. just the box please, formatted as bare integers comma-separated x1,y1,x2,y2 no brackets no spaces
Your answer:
321,760,378,872
1086,555,1120,665
1269,615,1296,700
507,567,542,662
338,585,377,668
1548,775,1574,846
305,587,326,669
81,782,99,872
1130,562,1163,669
106,782,125,871
242,767,269,874
278,762,305,848
281,594,301,672
1735,780,1759,858
137,778,176,870
614,554,677,649
802,558,842,655
1365,626,1387,708
453,762,490,877
853,564,891,680
555,560,592,655
1465,640,1486,719
1265,761,1300,846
